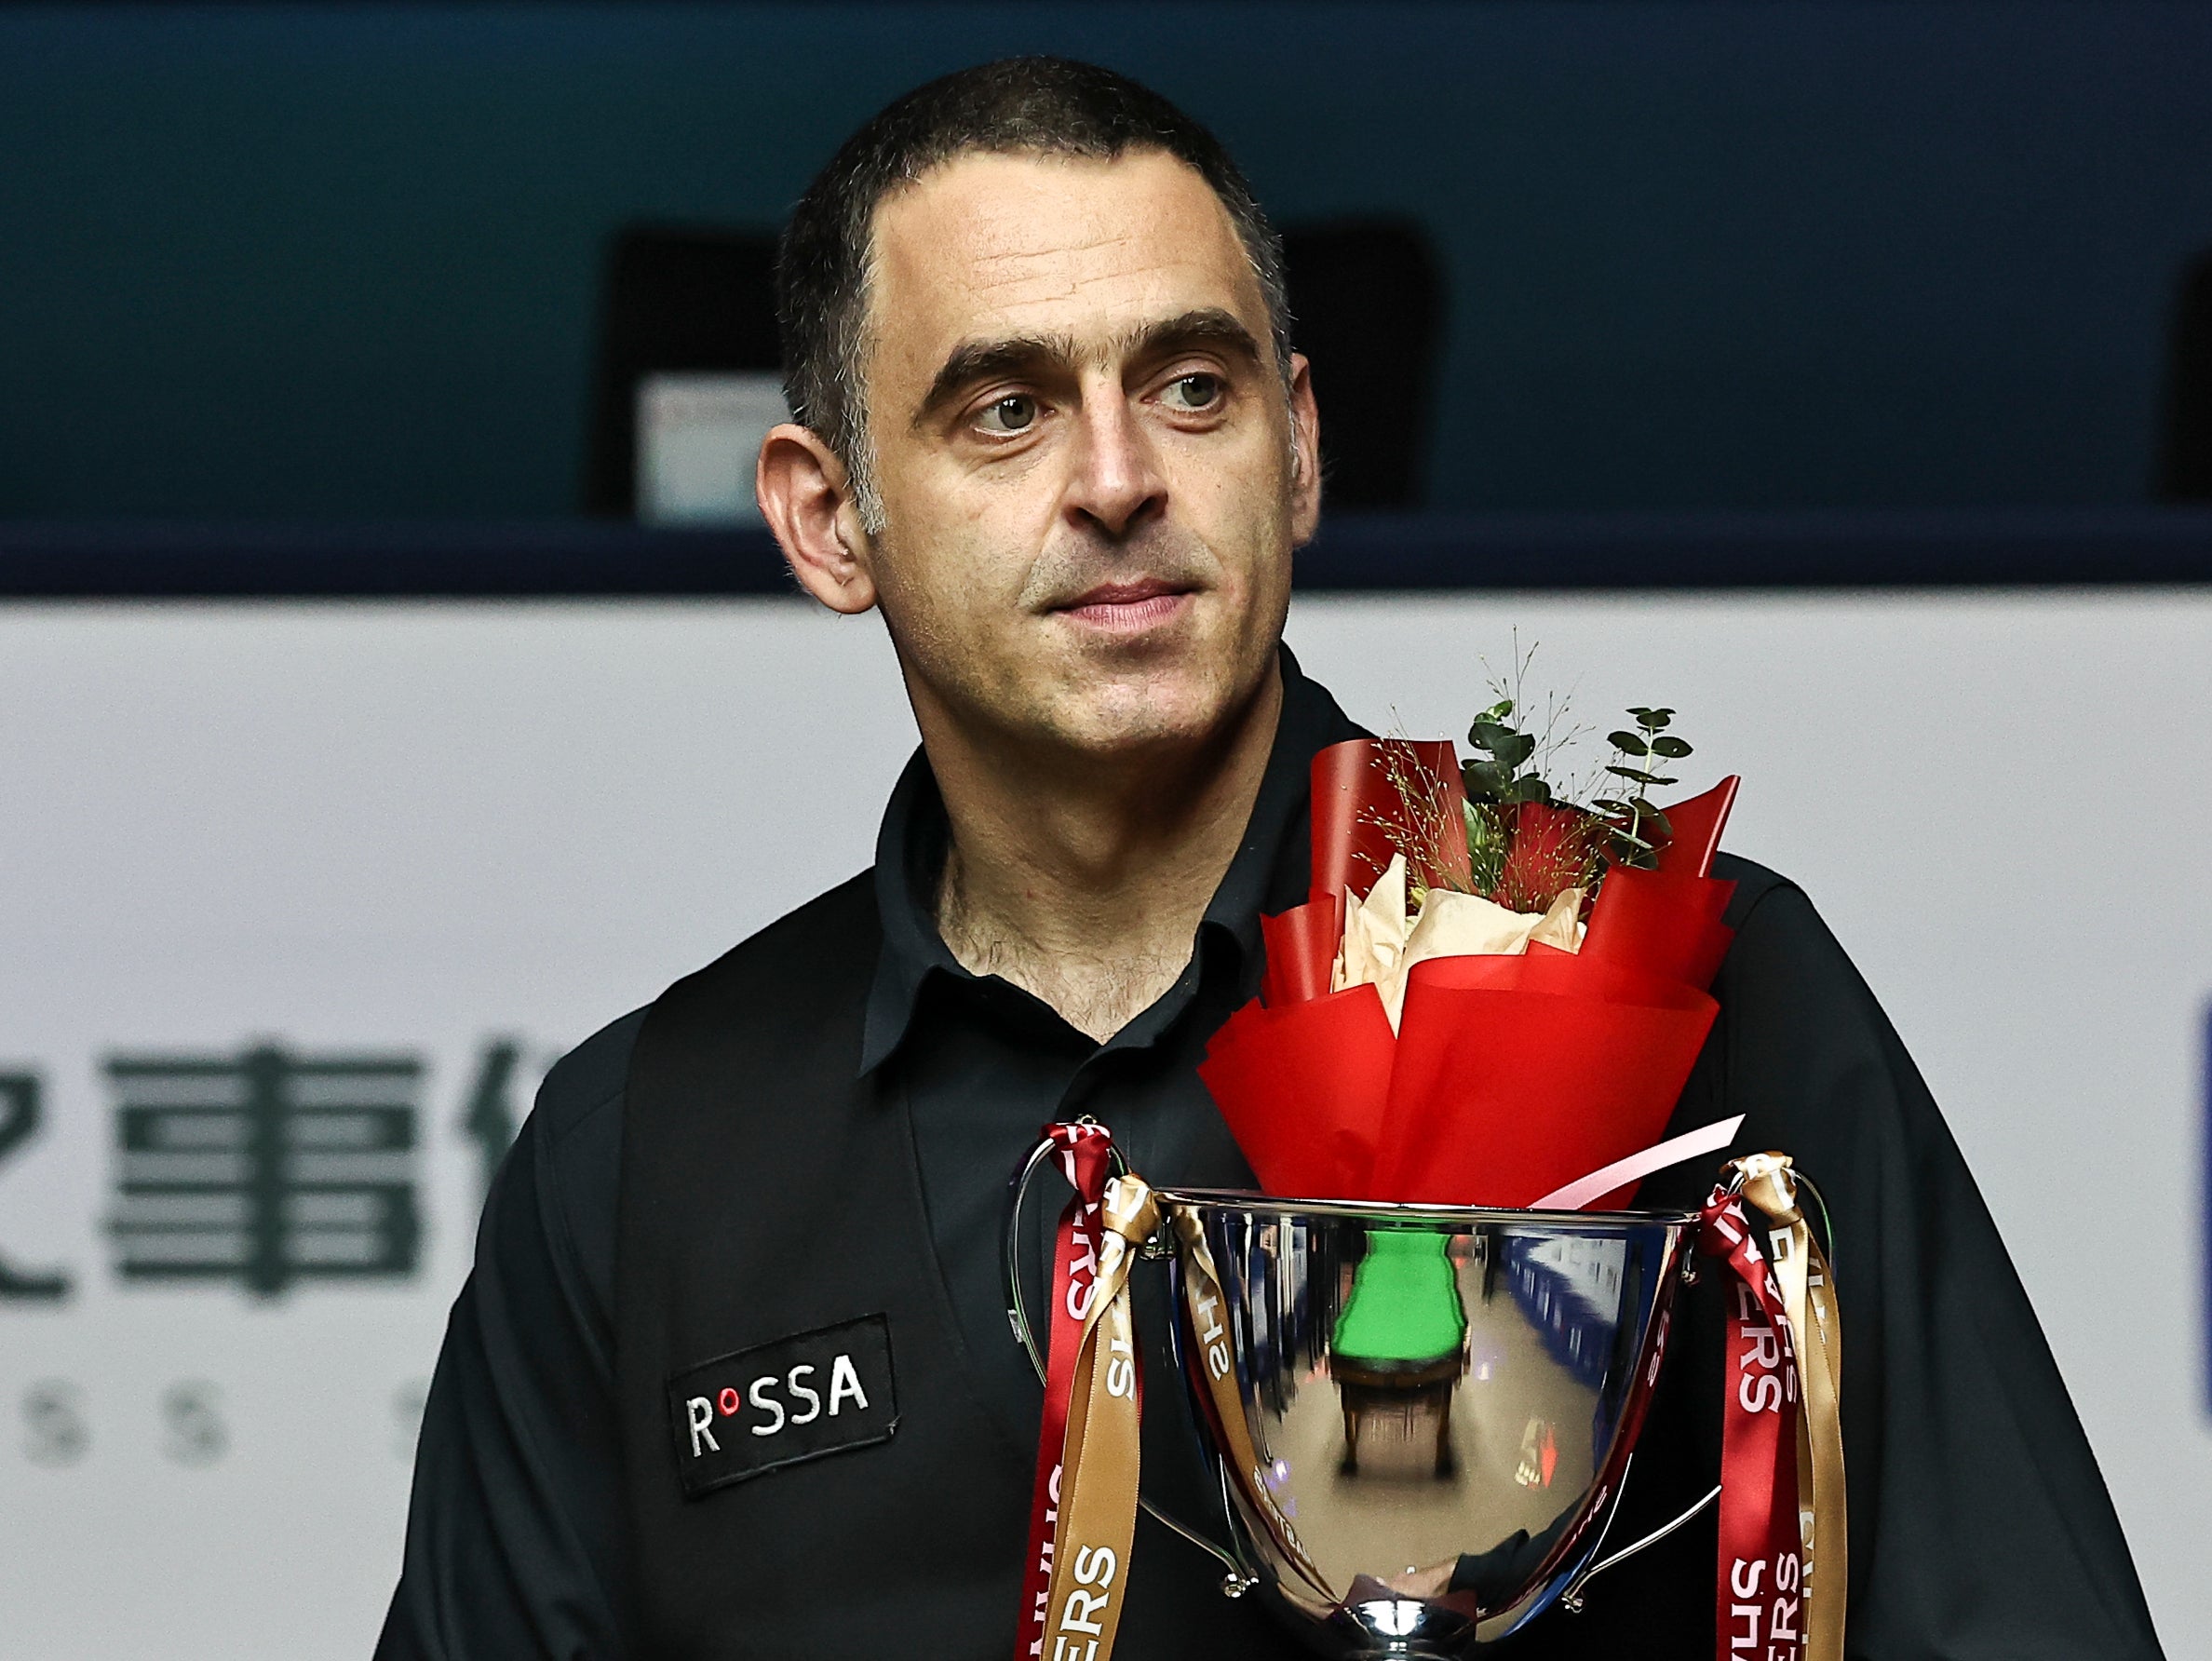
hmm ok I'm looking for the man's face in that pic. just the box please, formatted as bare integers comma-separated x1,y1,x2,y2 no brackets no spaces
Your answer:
853,148,1316,763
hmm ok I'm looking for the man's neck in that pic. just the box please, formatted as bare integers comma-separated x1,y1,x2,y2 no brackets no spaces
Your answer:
927,666,1284,1043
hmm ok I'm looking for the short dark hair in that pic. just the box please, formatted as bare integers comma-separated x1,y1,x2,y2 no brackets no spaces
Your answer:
775,57,1292,520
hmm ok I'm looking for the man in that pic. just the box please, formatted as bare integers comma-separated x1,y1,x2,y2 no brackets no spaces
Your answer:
378,59,2161,1659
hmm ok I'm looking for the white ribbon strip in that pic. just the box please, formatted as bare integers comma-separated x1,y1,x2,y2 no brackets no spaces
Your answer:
1531,1114,1746,1210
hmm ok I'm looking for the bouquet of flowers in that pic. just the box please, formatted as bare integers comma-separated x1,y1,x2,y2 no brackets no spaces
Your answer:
1200,693,1740,1208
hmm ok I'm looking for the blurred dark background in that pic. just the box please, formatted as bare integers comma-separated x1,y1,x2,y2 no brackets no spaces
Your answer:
5,2,2212,567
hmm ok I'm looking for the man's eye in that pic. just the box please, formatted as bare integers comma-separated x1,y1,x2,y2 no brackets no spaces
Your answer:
1162,373,1225,412
975,395,1039,435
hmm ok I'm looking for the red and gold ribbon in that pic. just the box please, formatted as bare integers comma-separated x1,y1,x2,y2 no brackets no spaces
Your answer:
1017,1123,1156,1661
1702,1154,1847,1661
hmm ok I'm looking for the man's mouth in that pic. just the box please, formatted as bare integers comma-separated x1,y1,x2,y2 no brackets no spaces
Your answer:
1051,577,1199,632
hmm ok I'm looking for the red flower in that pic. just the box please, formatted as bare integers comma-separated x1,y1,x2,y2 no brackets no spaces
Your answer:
1492,801,1602,915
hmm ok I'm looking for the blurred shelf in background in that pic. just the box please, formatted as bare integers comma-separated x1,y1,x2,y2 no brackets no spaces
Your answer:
4,508,2208,598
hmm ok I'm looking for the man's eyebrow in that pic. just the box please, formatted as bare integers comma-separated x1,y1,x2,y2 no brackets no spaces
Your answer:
915,333,1077,426
1120,307,1265,370
912,308,1266,427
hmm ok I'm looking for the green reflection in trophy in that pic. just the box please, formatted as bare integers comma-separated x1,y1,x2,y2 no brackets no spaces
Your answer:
1335,1229,1467,1361
1330,1229,1470,1479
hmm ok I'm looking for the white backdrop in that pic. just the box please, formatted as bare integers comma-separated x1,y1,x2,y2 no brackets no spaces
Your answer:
0,592,2203,1655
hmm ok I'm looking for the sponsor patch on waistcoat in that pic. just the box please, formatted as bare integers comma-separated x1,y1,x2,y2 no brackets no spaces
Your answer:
665,1312,898,1498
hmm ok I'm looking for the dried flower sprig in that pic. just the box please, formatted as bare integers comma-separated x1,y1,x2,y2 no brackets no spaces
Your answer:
1378,647,1696,919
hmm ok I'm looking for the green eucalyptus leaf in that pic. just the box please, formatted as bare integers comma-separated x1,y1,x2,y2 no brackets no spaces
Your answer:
1606,730,1651,755
1626,707,1674,729
1467,699,1514,745
1464,762,1511,798
1648,736,1693,758
1606,764,1660,784
1609,832,1659,870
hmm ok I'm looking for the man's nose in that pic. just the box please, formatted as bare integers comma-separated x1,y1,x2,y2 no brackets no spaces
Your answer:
1061,386,1167,539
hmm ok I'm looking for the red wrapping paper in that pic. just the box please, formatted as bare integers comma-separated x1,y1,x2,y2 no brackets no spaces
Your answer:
1199,984,1397,1199
1311,737,1474,902
1200,739,1739,1207
1258,897,1342,1006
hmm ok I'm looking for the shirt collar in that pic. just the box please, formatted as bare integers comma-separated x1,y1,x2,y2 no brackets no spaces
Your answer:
858,645,1364,1074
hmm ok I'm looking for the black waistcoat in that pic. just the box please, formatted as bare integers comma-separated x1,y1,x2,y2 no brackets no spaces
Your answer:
614,874,1309,1659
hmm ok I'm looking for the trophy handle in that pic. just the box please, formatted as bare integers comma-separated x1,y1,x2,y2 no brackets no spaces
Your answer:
1005,1133,1261,1599
1556,1452,1721,1614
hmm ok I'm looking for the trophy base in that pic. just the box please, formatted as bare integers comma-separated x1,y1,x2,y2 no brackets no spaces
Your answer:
1313,1594,1478,1659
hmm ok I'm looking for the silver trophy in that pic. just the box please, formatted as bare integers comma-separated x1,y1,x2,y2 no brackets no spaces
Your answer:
1008,1145,1714,1658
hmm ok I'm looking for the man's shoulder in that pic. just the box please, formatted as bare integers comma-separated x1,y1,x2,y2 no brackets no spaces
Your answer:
1706,853,1853,981
533,1007,649,1148
533,870,880,1144
1702,852,1895,1052
1709,851,1797,925
514,871,883,1311
659,869,880,1010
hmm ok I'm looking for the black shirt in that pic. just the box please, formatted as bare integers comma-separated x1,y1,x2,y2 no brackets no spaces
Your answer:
377,653,2162,1660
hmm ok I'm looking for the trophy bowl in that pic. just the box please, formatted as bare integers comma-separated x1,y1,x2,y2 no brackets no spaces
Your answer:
1151,1187,1701,1658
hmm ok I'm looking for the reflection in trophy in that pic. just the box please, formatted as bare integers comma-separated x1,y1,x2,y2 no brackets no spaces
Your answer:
1329,1230,1468,1480
1148,1190,1705,1656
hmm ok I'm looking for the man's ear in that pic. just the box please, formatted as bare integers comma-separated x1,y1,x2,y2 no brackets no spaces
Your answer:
757,423,878,614
1286,352,1322,547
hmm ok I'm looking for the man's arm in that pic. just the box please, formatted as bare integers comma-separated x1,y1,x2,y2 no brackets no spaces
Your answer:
1712,876,2163,1659
375,1013,641,1661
